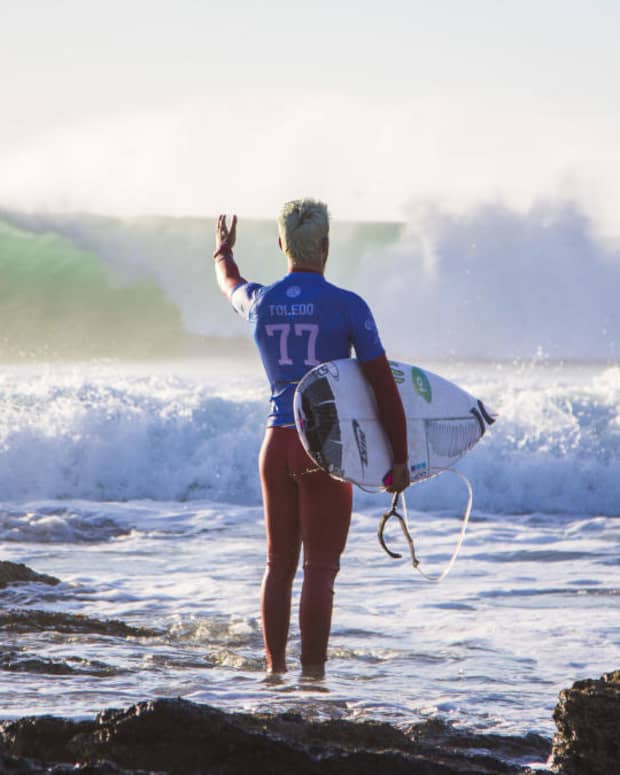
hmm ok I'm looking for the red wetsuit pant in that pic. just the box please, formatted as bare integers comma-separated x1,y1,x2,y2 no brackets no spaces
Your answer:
259,426,352,671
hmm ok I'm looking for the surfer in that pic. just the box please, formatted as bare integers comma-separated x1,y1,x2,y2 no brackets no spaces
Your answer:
213,199,409,678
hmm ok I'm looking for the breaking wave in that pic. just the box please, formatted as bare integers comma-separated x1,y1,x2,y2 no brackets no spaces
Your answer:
1,198,619,361
0,363,618,516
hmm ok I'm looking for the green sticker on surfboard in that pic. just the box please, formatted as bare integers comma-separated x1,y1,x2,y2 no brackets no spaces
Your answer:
411,367,432,403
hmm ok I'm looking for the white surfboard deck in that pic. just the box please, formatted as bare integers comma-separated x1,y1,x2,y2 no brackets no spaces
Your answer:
294,359,497,488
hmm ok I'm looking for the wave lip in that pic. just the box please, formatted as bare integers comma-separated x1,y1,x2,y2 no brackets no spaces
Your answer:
0,215,192,360
2,199,620,361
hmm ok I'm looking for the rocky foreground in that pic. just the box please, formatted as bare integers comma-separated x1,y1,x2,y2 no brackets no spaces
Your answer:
0,696,549,775
1,562,618,774
0,676,617,775
551,670,620,775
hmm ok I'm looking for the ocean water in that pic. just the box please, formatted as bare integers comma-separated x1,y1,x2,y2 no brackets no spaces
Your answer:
1,358,618,752
0,208,619,766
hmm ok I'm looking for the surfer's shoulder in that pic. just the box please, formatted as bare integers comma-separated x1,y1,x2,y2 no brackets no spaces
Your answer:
318,278,361,301
253,280,284,304
329,283,372,312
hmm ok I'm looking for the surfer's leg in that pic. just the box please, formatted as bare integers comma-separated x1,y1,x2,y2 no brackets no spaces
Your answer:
259,428,301,673
295,445,352,674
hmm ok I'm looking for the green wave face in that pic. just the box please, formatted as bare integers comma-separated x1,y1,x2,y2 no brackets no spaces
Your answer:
0,219,186,359
0,212,404,361
7,199,616,363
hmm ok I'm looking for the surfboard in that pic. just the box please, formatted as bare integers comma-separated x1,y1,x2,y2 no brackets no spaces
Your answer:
293,359,497,488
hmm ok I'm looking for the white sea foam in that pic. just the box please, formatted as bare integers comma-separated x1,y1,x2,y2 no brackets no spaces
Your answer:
0,361,617,517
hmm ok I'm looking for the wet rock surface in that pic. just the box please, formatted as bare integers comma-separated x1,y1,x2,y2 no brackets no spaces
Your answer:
0,609,159,638
0,649,118,677
0,698,547,775
551,670,620,774
0,562,159,645
0,749,156,774
0,683,613,775
0,562,61,589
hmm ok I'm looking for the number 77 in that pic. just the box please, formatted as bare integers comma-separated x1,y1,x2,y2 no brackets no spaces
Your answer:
266,323,319,366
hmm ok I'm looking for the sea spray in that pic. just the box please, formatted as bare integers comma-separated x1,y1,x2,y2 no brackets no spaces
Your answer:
2,199,618,361
356,199,620,361
0,361,617,515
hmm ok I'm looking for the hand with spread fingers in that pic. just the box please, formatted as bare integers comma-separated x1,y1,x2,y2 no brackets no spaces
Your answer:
215,214,237,253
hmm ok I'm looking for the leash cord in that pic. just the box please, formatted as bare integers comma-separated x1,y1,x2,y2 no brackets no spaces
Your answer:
377,468,473,583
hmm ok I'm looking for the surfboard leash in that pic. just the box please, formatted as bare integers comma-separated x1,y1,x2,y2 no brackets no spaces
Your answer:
378,493,420,567
377,469,473,583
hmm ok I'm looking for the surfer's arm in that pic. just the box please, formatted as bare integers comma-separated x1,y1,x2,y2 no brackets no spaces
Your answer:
213,214,247,298
214,245,247,298
361,354,410,491
347,293,409,490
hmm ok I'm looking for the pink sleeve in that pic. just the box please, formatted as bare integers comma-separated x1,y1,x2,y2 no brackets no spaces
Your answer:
213,243,246,298
361,354,408,464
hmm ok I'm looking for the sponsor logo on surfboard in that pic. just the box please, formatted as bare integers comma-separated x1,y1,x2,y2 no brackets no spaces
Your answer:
326,362,340,379
411,367,432,403
352,419,368,473
389,362,405,384
314,362,340,380
410,461,428,479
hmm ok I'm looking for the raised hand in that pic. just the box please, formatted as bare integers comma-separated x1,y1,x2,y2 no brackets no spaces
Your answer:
215,214,237,252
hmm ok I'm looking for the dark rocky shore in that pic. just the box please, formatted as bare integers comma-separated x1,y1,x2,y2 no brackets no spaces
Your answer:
551,670,620,774
2,676,617,774
1,562,618,774
0,697,549,775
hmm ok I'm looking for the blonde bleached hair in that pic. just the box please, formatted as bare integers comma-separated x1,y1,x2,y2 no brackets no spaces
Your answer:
277,199,329,267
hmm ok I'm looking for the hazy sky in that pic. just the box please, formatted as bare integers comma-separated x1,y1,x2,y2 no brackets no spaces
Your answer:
2,0,619,228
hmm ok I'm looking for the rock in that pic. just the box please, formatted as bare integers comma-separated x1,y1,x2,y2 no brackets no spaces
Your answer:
0,698,545,775
1,715,95,763
0,650,117,677
406,717,550,771
0,653,76,675
70,700,319,775
0,562,60,589
551,670,620,774
0,609,158,638
0,749,155,774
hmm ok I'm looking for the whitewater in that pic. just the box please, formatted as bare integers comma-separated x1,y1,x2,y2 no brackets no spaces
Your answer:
0,208,619,770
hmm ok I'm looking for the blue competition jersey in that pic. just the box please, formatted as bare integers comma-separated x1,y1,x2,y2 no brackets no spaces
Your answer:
231,271,385,426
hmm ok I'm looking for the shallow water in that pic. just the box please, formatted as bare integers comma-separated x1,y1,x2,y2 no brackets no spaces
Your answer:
1,359,618,758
